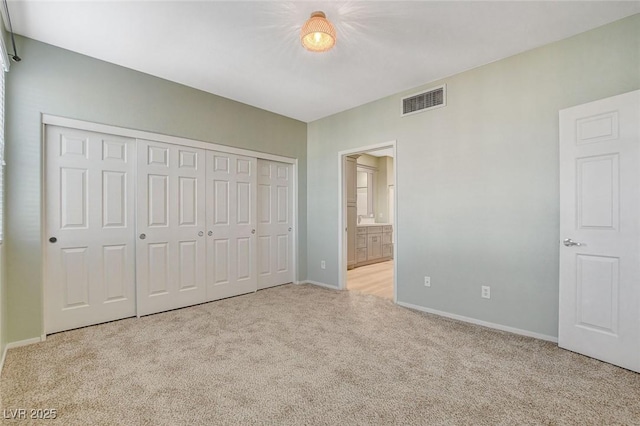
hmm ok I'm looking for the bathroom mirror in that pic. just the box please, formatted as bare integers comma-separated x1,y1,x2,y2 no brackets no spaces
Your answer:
357,167,376,218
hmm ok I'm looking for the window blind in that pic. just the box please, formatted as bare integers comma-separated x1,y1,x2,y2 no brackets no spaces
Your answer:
0,38,9,243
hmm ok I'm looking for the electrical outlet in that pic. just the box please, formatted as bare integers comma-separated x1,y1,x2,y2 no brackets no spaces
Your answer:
481,285,491,299
424,276,431,287
321,260,326,269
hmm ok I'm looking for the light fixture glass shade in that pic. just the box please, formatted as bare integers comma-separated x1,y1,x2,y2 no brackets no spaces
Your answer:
300,11,336,52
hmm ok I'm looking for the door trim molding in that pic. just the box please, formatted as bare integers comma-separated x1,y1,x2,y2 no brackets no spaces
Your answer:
337,141,397,302
42,114,297,164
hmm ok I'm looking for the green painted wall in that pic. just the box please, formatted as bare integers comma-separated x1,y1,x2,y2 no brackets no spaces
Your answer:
4,15,639,345
307,15,640,338
5,36,307,342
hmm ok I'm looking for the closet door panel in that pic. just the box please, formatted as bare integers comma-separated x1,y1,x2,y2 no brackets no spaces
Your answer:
45,126,136,334
136,140,206,316
206,151,257,301
257,160,294,289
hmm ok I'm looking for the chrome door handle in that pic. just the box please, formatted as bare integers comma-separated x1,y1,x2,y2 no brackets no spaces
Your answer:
289,227,292,232
139,233,146,240
563,238,582,247
251,229,256,234
208,231,213,236
198,231,204,237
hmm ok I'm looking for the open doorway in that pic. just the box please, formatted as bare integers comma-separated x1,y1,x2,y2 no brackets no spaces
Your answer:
338,142,397,302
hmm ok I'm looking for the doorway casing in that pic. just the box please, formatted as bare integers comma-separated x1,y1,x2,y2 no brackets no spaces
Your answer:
337,141,398,302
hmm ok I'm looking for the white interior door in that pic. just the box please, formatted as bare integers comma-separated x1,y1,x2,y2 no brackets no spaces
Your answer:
257,160,294,289
136,139,206,316
206,151,257,300
559,90,640,372
45,126,136,333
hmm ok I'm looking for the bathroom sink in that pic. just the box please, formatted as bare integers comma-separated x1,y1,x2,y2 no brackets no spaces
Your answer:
359,217,376,225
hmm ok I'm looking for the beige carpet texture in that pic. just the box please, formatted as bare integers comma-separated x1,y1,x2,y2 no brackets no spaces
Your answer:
2,284,639,425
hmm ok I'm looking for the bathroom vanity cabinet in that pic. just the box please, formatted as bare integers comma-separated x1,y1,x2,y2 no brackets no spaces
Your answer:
355,224,393,267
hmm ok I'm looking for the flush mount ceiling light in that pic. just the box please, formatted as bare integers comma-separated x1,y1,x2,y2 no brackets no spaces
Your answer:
300,11,336,52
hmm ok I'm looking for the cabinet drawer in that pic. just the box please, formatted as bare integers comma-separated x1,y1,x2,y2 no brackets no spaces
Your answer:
367,226,383,234
356,248,367,262
367,233,382,245
382,232,393,244
383,226,393,233
357,227,368,235
383,243,393,258
356,234,367,249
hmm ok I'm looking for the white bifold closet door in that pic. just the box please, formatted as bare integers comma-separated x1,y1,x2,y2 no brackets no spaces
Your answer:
45,126,136,334
136,139,207,316
257,160,294,289
206,151,258,301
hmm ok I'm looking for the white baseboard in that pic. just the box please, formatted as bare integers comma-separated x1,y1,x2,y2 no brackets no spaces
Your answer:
6,336,44,350
396,301,558,343
304,280,340,290
0,336,45,377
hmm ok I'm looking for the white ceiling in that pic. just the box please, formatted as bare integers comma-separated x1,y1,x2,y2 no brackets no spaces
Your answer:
6,1,640,123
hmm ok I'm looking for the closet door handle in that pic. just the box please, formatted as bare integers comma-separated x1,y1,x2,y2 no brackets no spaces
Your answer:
198,231,204,237
139,234,146,240
251,229,256,234
208,231,213,236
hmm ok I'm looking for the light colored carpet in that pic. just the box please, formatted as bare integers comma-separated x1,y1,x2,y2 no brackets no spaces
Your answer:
2,284,639,425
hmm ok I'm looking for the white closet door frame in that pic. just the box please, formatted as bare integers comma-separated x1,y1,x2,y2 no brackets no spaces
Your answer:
41,115,298,334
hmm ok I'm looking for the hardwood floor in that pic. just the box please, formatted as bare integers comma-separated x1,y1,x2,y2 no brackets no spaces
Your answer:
347,260,394,300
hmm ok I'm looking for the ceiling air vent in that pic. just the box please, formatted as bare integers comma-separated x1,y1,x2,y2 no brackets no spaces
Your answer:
401,84,446,117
